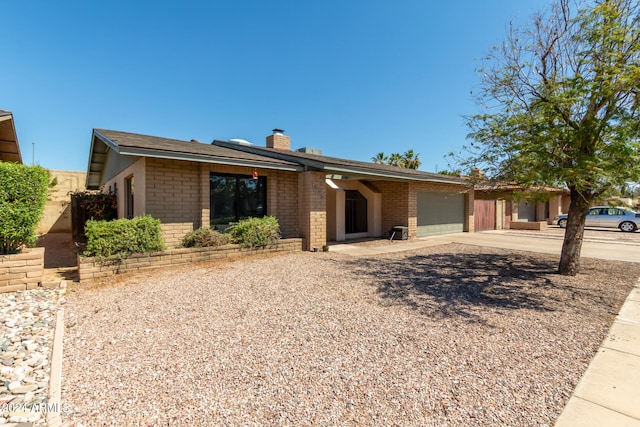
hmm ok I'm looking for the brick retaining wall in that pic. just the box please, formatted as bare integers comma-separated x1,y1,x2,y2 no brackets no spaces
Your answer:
0,248,45,293
78,238,303,283
510,221,548,231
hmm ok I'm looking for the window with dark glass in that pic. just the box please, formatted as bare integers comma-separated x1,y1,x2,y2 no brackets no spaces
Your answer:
210,173,266,227
124,176,134,219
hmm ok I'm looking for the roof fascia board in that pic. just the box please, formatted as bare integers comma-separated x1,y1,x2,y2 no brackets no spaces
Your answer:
323,165,470,186
93,129,122,152
117,147,303,172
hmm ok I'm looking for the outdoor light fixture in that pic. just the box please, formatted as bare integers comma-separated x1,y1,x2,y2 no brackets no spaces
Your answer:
253,169,258,180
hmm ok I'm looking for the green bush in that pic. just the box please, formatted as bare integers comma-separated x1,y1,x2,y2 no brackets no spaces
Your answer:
72,191,118,221
182,227,231,248
228,216,281,248
0,163,50,254
84,215,166,257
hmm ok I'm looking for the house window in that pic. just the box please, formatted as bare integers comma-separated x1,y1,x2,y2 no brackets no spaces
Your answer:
210,173,267,227
125,176,134,219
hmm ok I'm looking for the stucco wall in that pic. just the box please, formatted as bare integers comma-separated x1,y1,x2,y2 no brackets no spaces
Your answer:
102,157,147,219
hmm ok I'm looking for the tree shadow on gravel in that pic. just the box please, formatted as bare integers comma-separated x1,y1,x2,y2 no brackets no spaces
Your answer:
343,251,598,321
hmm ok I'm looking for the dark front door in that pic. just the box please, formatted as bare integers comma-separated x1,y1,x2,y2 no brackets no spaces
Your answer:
345,190,367,234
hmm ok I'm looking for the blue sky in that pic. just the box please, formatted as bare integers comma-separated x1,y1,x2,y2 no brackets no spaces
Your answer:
4,0,543,173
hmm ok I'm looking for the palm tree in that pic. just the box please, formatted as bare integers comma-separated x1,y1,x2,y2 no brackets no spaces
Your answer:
402,149,421,170
371,152,388,164
387,153,404,167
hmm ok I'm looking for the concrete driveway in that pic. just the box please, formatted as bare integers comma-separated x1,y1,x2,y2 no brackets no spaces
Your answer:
447,228,640,263
330,227,640,263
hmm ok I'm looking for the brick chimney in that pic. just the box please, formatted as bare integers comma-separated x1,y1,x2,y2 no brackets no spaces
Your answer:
266,128,290,150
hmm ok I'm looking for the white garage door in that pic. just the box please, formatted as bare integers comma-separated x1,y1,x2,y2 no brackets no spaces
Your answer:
417,192,465,237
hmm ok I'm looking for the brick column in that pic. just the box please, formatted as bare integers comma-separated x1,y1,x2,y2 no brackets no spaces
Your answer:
465,190,475,232
199,164,210,229
298,171,326,251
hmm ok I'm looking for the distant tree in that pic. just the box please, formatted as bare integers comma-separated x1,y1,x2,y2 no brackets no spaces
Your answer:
371,152,388,164
372,150,422,169
438,169,463,177
457,0,640,276
402,149,422,170
387,153,404,167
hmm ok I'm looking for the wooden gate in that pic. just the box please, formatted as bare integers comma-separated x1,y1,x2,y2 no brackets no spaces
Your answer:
474,199,496,231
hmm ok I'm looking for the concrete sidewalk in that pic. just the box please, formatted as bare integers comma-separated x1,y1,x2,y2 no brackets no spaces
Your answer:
555,281,640,427
329,231,640,426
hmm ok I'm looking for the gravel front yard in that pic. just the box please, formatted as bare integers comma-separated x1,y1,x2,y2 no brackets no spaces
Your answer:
61,243,640,426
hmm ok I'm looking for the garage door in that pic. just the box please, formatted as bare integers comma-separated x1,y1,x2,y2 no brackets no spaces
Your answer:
417,192,465,237
518,200,537,222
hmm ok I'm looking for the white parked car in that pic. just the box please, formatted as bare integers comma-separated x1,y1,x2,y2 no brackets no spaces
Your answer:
554,206,640,232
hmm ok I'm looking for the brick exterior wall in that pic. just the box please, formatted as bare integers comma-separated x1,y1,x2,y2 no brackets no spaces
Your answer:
145,158,201,247
143,159,301,247
298,171,326,251
373,181,410,238
78,239,303,283
0,248,44,293
108,154,473,248
267,170,298,238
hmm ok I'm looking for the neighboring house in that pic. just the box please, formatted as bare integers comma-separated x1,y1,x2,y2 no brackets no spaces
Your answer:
0,110,22,164
474,183,570,231
85,129,474,250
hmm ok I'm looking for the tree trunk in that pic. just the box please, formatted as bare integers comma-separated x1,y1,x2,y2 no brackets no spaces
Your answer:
558,188,591,276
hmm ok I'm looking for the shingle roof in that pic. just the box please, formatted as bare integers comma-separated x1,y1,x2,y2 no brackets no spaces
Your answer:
212,140,468,185
86,128,469,189
474,182,569,193
86,129,302,189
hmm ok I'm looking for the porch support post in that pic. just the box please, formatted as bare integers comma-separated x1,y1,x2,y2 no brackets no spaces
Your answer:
199,164,210,229
298,171,327,251
335,189,345,241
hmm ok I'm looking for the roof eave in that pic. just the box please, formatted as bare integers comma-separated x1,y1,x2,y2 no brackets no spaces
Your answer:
0,112,23,164
324,165,470,185
117,146,303,172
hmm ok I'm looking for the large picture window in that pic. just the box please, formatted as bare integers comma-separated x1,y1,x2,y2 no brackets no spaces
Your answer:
210,173,267,227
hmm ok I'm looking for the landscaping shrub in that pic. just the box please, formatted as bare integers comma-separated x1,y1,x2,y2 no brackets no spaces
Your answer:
228,216,281,248
71,191,118,221
0,163,50,254
84,215,166,257
182,227,231,248
70,190,118,243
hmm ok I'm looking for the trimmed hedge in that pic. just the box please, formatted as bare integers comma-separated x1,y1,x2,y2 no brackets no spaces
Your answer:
182,227,231,248
228,216,281,248
84,215,166,257
0,163,50,254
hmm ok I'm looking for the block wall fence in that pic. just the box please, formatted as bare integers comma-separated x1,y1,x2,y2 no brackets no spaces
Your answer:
78,238,303,283
0,248,45,293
